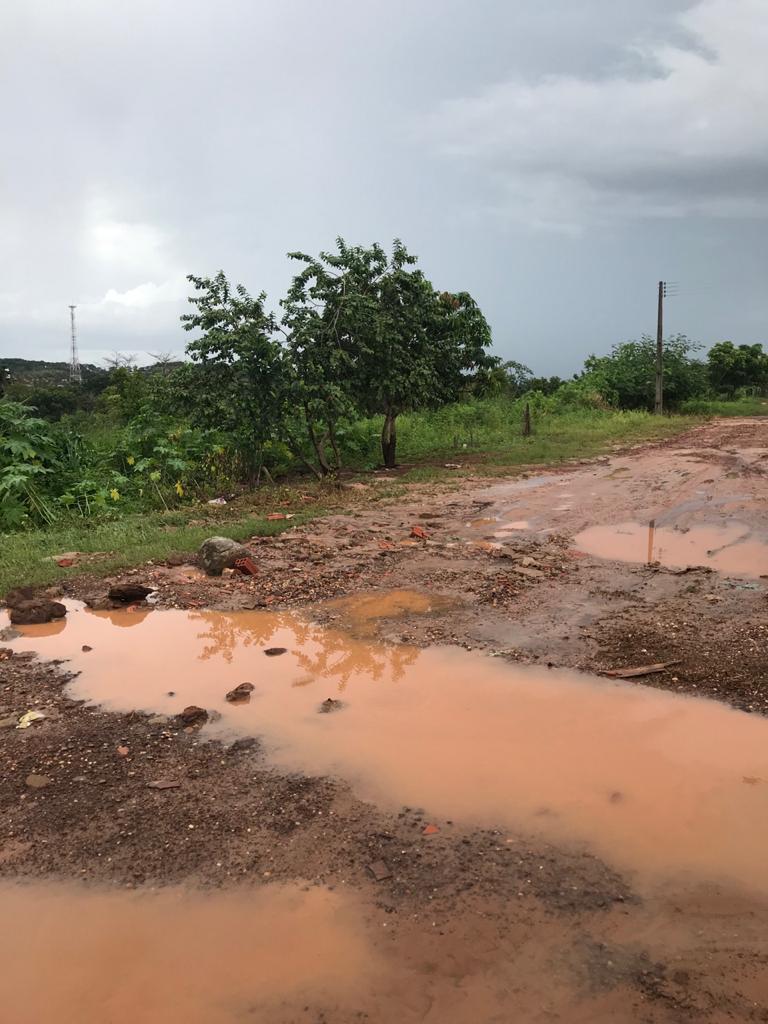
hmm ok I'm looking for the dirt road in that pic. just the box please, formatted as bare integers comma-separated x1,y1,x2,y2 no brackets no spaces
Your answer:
1,417,767,1022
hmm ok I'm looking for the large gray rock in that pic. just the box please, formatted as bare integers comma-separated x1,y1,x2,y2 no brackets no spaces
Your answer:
199,536,252,576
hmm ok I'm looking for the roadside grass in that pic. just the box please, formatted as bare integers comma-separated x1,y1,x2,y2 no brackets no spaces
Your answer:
397,410,703,481
0,407,706,594
679,397,768,416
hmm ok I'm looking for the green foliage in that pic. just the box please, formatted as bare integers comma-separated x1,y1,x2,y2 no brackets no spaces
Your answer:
0,401,58,529
582,335,706,411
706,341,768,396
283,238,494,467
180,272,298,480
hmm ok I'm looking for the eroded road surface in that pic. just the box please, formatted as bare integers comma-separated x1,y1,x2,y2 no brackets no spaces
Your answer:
2,417,768,1022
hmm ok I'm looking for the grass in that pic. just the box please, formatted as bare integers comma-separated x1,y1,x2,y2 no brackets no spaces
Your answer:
679,397,768,416
0,402,732,594
0,476,356,595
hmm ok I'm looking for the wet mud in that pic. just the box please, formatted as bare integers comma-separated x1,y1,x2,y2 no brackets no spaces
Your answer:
3,416,768,1022
7,601,768,893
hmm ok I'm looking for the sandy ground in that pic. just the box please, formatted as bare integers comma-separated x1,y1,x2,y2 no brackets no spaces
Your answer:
2,416,768,1022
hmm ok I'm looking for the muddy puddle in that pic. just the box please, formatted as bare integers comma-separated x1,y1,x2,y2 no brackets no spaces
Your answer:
0,881,377,1024
322,588,457,632
0,877,715,1024
7,601,768,892
574,521,768,577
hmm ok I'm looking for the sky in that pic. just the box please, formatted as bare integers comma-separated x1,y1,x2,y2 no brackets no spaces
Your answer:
1,0,766,375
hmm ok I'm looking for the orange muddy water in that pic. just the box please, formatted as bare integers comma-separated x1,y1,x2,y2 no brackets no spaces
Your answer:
8,600,768,894
0,876,724,1024
574,521,768,577
0,882,376,1024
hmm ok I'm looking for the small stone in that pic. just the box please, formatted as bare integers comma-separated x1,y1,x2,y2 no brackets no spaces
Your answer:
82,645,93,653
147,780,181,790
225,682,255,704
319,698,343,714
422,823,440,835
177,706,208,727
108,584,154,604
367,860,392,881
25,774,53,789
264,647,288,657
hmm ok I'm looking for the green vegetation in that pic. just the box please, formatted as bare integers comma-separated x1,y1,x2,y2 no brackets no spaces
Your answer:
1,235,766,577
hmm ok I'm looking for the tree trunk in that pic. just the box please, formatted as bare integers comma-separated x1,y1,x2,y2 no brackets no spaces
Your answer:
327,420,342,473
304,407,332,476
381,409,398,468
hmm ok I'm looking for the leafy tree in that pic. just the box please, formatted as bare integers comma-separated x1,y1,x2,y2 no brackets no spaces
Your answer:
583,335,706,411
707,341,768,396
527,375,565,396
180,272,290,481
284,239,494,467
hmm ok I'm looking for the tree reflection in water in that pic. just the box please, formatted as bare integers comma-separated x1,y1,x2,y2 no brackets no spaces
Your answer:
187,611,418,692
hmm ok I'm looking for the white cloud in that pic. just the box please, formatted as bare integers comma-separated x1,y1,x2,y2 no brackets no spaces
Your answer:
429,0,768,229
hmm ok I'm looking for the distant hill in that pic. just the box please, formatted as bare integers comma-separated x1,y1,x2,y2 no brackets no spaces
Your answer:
0,358,106,387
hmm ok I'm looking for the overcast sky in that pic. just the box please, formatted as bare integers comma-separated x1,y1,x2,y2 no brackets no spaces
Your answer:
1,0,766,375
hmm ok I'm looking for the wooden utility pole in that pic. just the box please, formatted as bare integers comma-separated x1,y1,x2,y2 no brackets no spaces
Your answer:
522,402,531,436
654,281,664,414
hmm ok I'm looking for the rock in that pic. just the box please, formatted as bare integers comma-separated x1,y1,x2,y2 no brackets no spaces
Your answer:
82,645,92,652
319,698,343,714
25,774,53,789
0,716,18,729
225,682,255,703
0,627,21,641
367,860,392,881
199,536,253,576
264,647,287,657
177,705,208,727
5,586,35,608
165,552,188,566
9,600,67,625
147,779,181,790
108,584,154,603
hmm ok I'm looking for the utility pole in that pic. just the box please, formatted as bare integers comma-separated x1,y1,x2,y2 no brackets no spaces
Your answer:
654,281,664,414
69,305,82,385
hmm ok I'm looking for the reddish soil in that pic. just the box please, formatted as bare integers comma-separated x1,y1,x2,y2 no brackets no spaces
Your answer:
1,416,767,1022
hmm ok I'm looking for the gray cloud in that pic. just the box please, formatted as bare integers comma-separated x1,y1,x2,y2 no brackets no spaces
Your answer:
0,0,765,375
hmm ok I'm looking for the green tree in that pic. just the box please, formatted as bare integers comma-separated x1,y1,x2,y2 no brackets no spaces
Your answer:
180,272,289,481
583,335,706,411
284,239,494,467
707,341,768,396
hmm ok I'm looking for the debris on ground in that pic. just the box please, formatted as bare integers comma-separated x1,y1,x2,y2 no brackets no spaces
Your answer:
207,497,228,506
198,536,254,576
422,823,440,835
602,661,681,679
410,525,429,540
25,774,53,789
147,779,181,790
367,859,393,881
16,710,45,730
234,557,259,576
319,698,343,713
225,682,255,703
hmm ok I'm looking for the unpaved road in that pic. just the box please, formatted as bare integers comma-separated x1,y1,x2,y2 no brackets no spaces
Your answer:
1,417,768,1023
